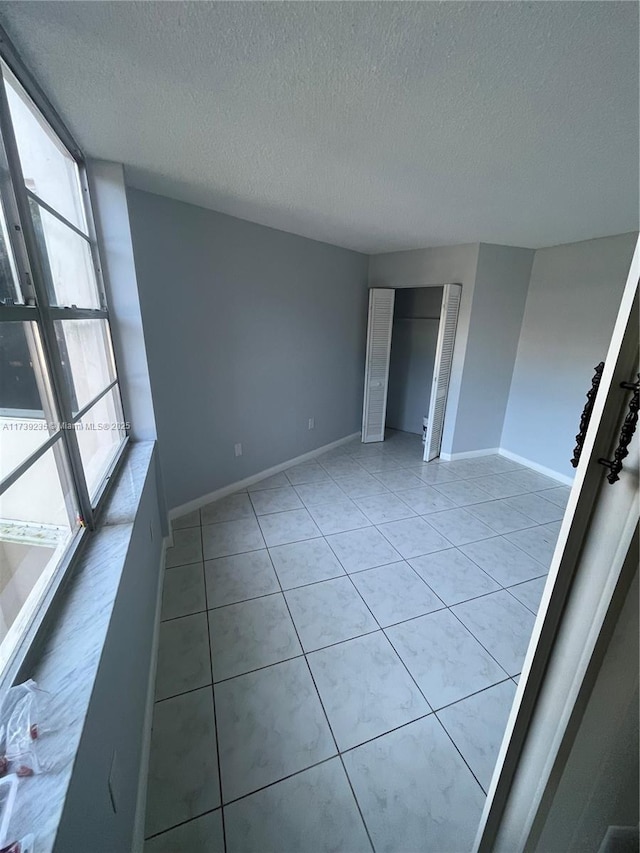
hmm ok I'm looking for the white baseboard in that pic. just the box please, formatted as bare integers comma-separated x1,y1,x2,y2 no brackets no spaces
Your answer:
439,448,500,462
498,448,574,486
131,538,167,853
168,432,361,521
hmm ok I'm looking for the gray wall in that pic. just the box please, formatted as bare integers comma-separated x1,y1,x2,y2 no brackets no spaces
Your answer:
54,449,164,853
127,189,369,510
369,244,480,455
501,232,638,478
452,243,534,452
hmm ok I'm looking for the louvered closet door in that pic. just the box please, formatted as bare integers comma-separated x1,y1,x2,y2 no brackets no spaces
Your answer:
361,288,395,443
424,284,462,461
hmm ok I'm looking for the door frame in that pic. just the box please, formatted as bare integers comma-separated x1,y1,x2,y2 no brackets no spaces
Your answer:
474,236,640,851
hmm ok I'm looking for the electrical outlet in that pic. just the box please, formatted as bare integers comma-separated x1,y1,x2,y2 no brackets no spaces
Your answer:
308,418,315,430
234,442,243,457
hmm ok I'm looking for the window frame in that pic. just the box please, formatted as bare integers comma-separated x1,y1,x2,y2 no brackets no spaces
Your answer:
0,30,130,688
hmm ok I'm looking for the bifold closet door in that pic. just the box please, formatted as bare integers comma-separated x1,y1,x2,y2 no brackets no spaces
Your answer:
423,283,462,461
361,288,395,443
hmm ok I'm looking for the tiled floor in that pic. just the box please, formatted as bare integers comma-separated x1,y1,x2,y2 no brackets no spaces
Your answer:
145,431,570,853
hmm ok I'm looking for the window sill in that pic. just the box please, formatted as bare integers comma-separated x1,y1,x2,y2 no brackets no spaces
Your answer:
4,440,158,851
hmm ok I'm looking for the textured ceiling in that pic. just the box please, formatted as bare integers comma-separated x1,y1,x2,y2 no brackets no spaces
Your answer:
0,1,637,253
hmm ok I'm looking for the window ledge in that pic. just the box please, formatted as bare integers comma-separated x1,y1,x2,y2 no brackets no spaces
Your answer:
5,440,157,851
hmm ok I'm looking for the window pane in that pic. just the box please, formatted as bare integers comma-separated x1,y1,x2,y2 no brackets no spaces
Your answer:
54,319,116,415
0,322,58,482
0,188,20,304
76,386,126,502
0,440,78,667
3,67,87,234
30,201,100,308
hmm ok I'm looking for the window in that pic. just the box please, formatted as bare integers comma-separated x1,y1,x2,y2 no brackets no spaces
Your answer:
0,60,127,676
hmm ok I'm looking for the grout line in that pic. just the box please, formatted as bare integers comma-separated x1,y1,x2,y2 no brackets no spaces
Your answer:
200,521,228,853
144,806,222,842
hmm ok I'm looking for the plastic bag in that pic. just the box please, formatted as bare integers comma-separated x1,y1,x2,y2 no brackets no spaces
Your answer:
0,835,35,853
0,681,41,777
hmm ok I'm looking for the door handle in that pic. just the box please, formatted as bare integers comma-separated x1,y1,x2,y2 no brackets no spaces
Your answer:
598,374,640,483
570,362,605,468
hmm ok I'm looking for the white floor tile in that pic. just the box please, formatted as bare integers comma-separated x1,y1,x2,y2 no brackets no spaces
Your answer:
171,509,200,530
257,508,322,547
285,576,378,651
386,609,507,709
201,492,254,525
215,658,336,802
204,550,280,609
452,590,536,676
354,492,417,524
466,498,539,534
209,593,302,680
161,562,206,621
165,527,203,568
425,507,496,546
377,516,452,559
202,517,265,560
343,715,485,853
145,688,220,837
395,485,456,514
409,548,500,605
225,759,371,853
326,526,402,573
307,498,372,535
351,562,444,627
249,485,304,515
145,810,224,853
268,538,345,589
155,612,211,700
437,679,517,790
307,632,430,750
508,575,548,614
461,536,547,586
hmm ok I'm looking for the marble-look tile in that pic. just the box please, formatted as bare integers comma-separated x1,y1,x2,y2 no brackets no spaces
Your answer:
466,474,529,499
293,480,347,507
432,478,493,506
439,459,489,479
354,492,417,524
249,485,304,515
307,631,430,750
409,549,500,606
171,509,200,530
538,485,572,507
225,758,371,853
200,492,254,525
215,658,336,802
351,562,444,627
285,576,378,651
284,461,331,485
386,609,507,709
437,679,517,790
508,575,547,614
461,536,547,586
145,810,224,853
248,472,290,491
506,469,561,492
372,468,425,491
165,527,203,569
505,524,559,567
257,508,322,547
268,538,345,589
503,492,564,524
307,498,372,535
209,593,302,681
466,455,523,475
145,688,219,837
343,715,485,853
319,456,366,479
467,499,538,534
395,485,455,514
513,674,520,684
412,464,461,484
155,612,211,700
202,517,265,560
358,454,406,473
452,590,536,676
204,550,280,608
326,526,402,573
425,507,495,546
377,516,451,559
336,471,390,499
161,562,206,621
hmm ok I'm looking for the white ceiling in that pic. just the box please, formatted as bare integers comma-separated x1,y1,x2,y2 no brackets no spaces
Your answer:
0,1,637,254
